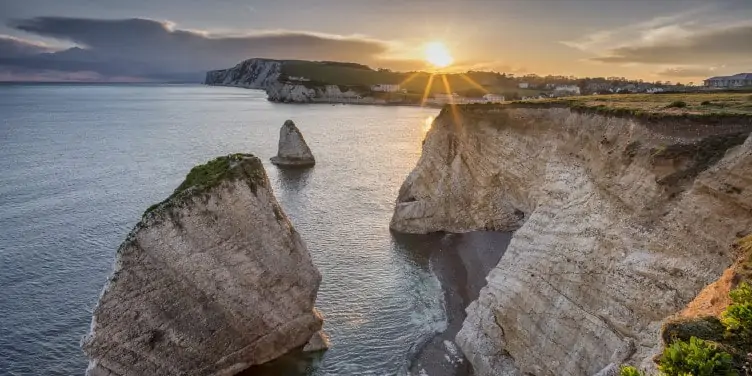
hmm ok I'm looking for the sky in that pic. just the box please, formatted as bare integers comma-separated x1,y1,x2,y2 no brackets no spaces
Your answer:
0,0,751,82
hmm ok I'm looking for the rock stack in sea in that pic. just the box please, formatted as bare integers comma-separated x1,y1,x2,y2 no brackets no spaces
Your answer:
81,153,327,376
270,120,316,167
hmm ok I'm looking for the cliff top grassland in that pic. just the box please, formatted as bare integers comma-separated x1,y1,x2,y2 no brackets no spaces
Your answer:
504,93,752,118
143,153,267,217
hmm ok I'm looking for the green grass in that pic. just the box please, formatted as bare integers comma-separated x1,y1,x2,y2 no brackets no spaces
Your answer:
143,154,267,217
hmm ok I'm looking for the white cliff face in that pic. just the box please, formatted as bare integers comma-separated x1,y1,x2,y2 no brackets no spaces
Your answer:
271,120,316,167
392,106,752,375
204,58,282,89
265,82,386,104
82,154,326,376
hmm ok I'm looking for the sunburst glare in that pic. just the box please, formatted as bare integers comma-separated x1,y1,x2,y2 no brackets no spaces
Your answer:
424,42,453,68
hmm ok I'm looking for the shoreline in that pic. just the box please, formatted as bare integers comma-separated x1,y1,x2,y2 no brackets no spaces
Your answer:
395,231,513,376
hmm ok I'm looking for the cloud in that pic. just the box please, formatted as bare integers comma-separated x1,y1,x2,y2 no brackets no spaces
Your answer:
656,66,720,78
592,23,752,65
0,35,54,57
560,7,711,54
2,17,422,81
561,5,752,69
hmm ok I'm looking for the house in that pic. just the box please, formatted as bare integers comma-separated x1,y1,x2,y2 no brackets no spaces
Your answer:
371,84,401,92
518,82,530,89
483,94,505,103
553,85,581,96
646,87,664,94
704,73,752,88
429,93,461,105
287,76,311,82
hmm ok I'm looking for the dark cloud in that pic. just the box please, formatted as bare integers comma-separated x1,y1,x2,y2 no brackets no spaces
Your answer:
2,17,421,81
592,24,752,65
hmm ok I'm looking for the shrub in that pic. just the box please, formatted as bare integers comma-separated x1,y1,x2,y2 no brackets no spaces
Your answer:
729,282,752,305
619,365,645,376
661,316,726,344
658,336,737,376
701,100,712,105
666,100,688,109
722,303,752,339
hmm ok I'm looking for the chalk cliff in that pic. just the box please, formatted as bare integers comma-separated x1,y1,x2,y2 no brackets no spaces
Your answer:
82,154,326,376
204,58,281,89
391,105,752,375
271,120,316,167
265,82,383,104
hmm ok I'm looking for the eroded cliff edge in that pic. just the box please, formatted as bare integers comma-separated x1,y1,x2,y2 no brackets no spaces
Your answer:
391,105,752,375
82,154,325,376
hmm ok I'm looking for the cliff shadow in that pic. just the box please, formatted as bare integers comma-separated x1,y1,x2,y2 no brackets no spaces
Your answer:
391,230,513,376
238,348,324,376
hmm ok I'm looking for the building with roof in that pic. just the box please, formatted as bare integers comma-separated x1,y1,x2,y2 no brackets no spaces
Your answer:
704,73,752,88
371,84,401,92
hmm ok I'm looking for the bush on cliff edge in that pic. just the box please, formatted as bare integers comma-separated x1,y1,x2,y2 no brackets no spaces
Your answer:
658,336,736,376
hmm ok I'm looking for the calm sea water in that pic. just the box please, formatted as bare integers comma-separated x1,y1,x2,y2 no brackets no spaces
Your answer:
0,84,446,375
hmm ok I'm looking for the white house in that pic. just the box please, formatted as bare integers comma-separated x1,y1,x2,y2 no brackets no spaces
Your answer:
483,94,505,103
287,76,311,82
371,84,401,92
553,85,581,96
704,73,752,88
518,82,530,89
429,93,460,105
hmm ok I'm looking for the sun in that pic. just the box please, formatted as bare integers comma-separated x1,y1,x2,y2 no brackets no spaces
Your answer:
424,41,454,68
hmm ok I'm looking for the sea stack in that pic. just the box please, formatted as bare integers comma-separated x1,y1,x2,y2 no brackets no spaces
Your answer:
270,120,316,167
82,153,327,376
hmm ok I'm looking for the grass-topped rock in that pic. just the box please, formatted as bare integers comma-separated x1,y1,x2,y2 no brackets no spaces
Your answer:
144,153,267,217
83,151,327,376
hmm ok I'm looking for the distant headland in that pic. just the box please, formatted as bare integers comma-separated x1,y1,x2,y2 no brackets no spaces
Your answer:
204,58,739,106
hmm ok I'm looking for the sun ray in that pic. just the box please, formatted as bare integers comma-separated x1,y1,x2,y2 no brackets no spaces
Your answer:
459,73,488,94
440,74,461,128
421,73,436,106
398,71,422,88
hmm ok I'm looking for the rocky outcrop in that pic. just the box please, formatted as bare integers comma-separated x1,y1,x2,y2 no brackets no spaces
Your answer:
391,105,752,375
271,120,316,167
82,154,326,376
204,58,281,89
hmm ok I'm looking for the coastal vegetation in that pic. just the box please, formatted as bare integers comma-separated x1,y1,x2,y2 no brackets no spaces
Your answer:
618,236,752,376
143,154,266,216
506,93,752,116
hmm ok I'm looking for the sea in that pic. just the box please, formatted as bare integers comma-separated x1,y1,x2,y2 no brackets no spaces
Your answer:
0,84,506,376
